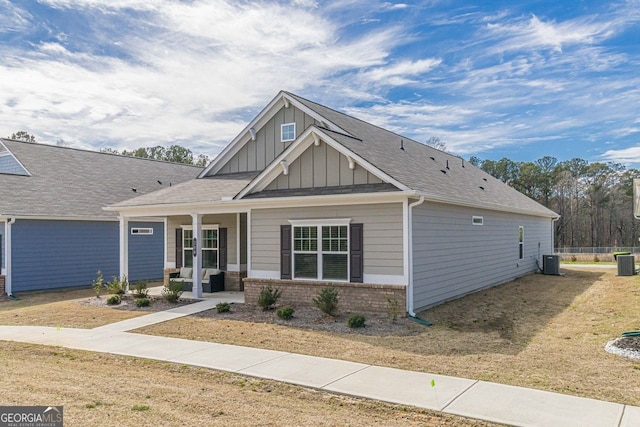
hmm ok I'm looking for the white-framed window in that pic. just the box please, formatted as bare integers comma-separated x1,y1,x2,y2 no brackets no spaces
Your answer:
131,227,153,235
472,216,483,225
518,226,524,260
290,219,350,281
281,123,295,142
181,225,218,269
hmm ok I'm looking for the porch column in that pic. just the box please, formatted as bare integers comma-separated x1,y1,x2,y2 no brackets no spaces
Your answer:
119,215,129,291
191,213,203,298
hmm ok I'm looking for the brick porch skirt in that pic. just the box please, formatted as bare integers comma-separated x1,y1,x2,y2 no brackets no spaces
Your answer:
163,268,246,292
243,278,407,316
0,275,5,295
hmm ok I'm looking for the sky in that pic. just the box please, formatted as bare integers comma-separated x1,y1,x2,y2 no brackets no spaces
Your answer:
1,0,640,167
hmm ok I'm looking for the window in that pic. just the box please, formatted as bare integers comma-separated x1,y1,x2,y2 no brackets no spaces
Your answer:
518,226,524,260
293,224,349,281
131,227,153,235
182,226,218,269
472,216,483,225
281,123,295,142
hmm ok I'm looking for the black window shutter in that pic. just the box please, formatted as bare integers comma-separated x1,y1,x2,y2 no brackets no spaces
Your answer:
219,228,227,270
281,225,292,279
350,223,364,283
175,228,183,268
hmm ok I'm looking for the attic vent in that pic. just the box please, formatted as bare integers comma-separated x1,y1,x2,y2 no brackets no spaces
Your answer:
441,169,447,174
479,186,485,190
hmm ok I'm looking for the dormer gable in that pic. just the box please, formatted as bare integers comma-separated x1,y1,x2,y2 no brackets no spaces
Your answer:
0,139,31,176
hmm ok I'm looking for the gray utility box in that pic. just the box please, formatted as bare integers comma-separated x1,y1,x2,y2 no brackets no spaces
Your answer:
543,255,560,275
617,254,636,276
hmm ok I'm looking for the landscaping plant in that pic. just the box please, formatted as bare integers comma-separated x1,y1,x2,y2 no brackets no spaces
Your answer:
92,270,104,298
132,281,149,299
387,297,400,323
216,302,231,313
135,297,150,308
347,314,366,328
257,285,282,310
313,286,339,316
276,306,295,320
162,280,183,303
106,295,121,305
106,275,128,295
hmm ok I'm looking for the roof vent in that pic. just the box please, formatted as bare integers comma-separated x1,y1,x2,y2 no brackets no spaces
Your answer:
483,178,488,182
462,159,465,168
479,186,485,190
441,169,447,174
446,160,449,169
400,139,405,151
430,156,435,161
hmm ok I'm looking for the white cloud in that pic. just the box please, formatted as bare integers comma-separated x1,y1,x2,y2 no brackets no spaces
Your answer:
361,58,442,85
601,146,640,163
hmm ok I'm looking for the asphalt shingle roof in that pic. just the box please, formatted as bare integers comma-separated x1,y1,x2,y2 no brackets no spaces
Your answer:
285,92,558,218
0,139,202,218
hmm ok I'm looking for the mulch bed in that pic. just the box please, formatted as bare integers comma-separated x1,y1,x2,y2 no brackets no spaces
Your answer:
77,294,195,312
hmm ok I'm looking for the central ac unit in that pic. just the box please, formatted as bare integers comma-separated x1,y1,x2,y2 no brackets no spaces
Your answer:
617,254,636,276
543,255,560,275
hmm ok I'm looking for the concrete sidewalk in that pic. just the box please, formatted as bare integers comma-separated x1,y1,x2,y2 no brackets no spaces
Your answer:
1,297,639,426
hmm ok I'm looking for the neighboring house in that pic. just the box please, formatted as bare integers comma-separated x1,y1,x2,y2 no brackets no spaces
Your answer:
107,91,559,315
0,139,201,295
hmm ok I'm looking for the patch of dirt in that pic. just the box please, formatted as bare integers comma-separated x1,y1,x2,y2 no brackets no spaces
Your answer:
617,336,640,352
193,304,425,336
77,295,195,312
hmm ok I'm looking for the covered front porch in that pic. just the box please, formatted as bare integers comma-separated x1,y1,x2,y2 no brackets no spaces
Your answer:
119,211,248,299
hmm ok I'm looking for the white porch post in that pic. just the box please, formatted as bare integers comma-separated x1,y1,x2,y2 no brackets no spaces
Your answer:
119,215,129,291
191,213,203,298
5,218,15,295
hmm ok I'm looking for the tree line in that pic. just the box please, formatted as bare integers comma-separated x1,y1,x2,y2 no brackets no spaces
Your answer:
469,156,640,248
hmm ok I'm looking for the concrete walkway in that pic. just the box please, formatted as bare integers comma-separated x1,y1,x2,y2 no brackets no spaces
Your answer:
1,296,639,427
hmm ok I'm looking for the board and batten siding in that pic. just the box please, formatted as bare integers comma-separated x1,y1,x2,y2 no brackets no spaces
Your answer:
166,214,239,267
10,219,167,292
218,105,318,174
264,142,383,191
250,203,404,280
411,202,553,311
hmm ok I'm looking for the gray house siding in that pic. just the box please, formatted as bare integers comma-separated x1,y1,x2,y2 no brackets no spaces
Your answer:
251,203,404,277
128,221,164,281
412,202,553,311
0,223,4,270
264,142,383,191
218,105,318,174
11,219,166,292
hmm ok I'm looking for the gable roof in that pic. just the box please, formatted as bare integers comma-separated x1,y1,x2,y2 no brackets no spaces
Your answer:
0,139,202,219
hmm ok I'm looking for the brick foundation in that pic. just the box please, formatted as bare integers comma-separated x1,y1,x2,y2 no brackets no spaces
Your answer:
0,275,5,295
163,268,246,292
243,278,406,316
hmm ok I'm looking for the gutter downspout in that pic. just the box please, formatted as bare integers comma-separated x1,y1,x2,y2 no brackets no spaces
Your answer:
6,217,15,296
551,216,560,254
407,196,425,317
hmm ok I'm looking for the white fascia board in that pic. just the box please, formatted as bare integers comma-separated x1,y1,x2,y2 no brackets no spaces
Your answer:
0,215,165,222
236,127,411,199
200,92,348,178
417,192,560,219
108,191,414,218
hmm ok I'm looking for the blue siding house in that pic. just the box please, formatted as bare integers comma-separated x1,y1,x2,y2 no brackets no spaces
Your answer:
0,139,201,295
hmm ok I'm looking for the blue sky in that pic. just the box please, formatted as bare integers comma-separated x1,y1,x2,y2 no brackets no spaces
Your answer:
1,0,640,166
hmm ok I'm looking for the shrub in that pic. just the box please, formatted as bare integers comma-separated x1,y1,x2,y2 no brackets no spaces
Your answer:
106,294,121,305
257,286,281,310
387,298,400,323
162,280,184,303
216,302,231,313
313,286,339,316
92,270,104,298
106,275,127,295
570,255,577,262
348,314,366,328
135,297,150,307
276,306,295,320
593,255,600,263
132,281,149,298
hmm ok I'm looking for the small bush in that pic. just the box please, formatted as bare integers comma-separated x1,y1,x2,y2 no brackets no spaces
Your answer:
106,275,128,295
216,302,231,313
132,281,149,298
106,294,121,305
257,286,281,310
593,255,600,263
135,297,150,307
387,298,400,323
313,286,339,316
570,255,577,262
92,270,104,298
276,306,295,320
162,280,183,303
348,314,366,328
